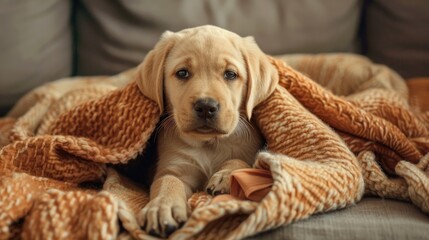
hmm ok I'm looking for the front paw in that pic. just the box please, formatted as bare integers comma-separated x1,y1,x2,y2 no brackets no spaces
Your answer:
206,169,232,196
138,197,188,237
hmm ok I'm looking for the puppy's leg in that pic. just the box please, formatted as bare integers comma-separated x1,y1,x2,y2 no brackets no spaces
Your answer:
139,175,188,237
206,159,250,196
138,164,204,237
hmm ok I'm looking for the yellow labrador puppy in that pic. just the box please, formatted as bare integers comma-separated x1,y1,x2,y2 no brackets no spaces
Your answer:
136,25,278,237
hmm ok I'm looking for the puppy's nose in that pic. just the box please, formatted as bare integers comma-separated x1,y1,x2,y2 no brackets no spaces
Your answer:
193,98,219,119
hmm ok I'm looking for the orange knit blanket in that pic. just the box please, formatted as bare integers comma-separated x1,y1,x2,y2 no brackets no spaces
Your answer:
0,54,428,239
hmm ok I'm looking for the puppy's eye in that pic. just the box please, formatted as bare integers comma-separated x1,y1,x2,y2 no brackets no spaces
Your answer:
224,70,237,80
176,69,190,79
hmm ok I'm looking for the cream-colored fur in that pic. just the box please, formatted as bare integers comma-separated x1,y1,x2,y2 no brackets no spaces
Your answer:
136,25,278,237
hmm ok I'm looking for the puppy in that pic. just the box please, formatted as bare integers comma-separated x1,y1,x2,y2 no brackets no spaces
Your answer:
136,25,278,237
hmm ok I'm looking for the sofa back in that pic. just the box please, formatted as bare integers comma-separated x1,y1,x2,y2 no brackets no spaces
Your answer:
1,0,428,114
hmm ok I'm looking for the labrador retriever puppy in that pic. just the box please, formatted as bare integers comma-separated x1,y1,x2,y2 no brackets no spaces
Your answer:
136,25,278,237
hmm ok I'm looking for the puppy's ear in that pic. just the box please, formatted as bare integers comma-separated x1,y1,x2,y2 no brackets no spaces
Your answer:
136,31,176,112
241,36,279,120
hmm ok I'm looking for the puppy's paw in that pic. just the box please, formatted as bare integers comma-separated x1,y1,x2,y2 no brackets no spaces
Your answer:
206,169,232,196
138,197,188,238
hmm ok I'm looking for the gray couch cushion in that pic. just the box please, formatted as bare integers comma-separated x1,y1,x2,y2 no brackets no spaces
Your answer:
75,0,362,75
0,0,72,114
247,198,429,240
365,0,429,78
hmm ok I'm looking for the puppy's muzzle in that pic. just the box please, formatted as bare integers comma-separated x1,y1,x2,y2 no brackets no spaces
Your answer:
193,98,219,120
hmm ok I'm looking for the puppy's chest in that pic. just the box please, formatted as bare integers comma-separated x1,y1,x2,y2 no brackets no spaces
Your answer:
199,135,261,171
203,140,247,163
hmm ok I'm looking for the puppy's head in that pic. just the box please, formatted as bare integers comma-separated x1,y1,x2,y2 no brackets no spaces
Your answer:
136,25,278,141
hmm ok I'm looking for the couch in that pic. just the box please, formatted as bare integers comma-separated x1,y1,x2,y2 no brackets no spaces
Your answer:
1,1,428,239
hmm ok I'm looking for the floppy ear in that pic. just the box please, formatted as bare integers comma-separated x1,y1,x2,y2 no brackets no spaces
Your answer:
136,31,176,112
241,36,279,120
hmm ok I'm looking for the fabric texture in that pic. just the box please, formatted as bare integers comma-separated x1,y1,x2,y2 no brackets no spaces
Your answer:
75,0,361,75
0,0,72,113
248,198,429,240
407,78,429,112
0,54,428,239
364,0,429,78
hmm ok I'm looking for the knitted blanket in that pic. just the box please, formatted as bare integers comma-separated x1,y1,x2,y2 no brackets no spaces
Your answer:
1,54,428,239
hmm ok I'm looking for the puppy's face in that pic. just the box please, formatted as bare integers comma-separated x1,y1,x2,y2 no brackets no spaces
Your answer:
164,33,246,140
136,25,279,141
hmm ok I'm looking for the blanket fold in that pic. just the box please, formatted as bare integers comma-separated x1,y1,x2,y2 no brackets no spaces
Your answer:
0,54,428,239
274,60,422,166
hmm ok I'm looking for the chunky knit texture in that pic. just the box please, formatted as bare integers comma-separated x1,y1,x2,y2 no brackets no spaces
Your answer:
0,54,428,239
